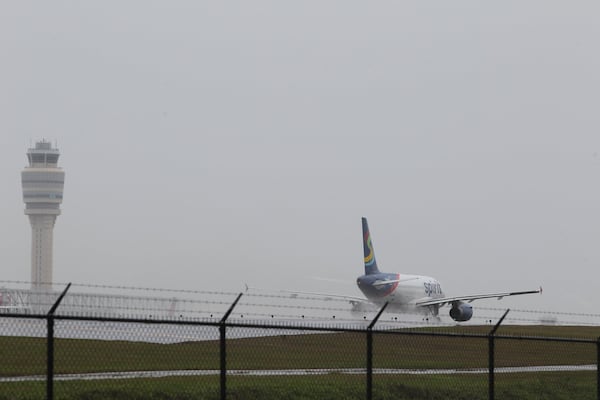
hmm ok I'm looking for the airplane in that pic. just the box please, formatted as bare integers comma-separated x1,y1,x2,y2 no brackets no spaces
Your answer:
357,217,541,321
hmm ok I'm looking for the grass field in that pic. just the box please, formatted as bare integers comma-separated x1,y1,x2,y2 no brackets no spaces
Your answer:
0,324,598,399
0,373,596,400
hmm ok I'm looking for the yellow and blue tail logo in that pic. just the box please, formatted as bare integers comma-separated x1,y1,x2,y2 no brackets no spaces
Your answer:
362,217,380,275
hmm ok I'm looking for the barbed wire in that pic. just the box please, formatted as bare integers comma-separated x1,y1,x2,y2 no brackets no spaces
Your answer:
476,305,600,318
0,280,241,297
2,280,600,323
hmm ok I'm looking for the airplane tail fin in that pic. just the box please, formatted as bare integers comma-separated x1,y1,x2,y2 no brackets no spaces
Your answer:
362,217,380,275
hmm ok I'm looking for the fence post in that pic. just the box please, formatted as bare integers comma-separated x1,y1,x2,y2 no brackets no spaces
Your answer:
597,336,600,400
366,302,388,400
488,309,509,400
46,283,71,400
219,293,243,400
488,334,494,400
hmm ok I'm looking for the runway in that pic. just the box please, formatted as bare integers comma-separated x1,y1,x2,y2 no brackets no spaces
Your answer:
0,315,443,344
1,365,595,383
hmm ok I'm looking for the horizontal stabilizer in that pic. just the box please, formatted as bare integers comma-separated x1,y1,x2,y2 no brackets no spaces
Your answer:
371,277,419,287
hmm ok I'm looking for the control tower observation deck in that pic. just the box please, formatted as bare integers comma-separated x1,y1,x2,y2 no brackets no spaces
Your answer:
21,141,65,292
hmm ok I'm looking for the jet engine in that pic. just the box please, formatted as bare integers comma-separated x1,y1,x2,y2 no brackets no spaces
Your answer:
449,301,473,322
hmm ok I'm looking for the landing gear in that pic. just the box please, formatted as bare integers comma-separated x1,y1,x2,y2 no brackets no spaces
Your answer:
422,306,441,323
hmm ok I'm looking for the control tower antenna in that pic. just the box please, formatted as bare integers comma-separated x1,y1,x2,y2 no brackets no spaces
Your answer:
21,140,65,292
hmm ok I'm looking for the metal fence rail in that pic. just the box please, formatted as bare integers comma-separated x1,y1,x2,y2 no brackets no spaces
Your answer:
0,293,598,400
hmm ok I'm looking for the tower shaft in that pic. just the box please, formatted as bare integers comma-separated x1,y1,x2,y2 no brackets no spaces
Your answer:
28,215,57,289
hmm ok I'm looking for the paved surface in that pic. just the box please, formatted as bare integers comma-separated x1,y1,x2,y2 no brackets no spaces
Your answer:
0,365,595,382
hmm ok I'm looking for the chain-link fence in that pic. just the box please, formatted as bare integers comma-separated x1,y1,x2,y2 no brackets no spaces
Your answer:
0,285,598,400
0,311,598,400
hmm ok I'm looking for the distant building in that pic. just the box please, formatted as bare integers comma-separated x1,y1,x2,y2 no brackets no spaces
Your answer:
21,140,65,292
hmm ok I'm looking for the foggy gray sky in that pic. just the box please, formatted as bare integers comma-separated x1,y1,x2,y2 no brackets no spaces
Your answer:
1,2,599,315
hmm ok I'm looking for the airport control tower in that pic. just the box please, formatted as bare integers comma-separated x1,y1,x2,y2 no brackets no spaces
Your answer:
21,141,65,292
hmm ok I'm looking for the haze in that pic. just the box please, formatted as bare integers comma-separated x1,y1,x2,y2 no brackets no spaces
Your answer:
1,2,599,316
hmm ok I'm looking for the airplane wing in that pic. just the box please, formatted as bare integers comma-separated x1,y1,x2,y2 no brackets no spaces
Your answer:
415,287,542,307
245,286,367,303
247,277,419,300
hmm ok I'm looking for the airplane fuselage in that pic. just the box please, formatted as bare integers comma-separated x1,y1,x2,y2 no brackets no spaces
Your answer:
356,272,444,310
